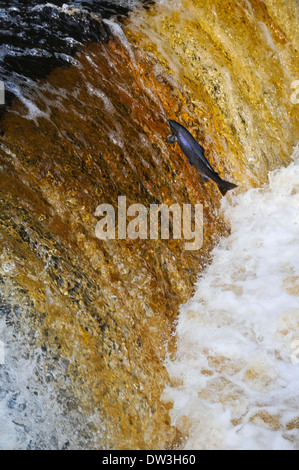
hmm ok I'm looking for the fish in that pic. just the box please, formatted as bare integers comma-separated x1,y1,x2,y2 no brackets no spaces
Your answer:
166,119,238,196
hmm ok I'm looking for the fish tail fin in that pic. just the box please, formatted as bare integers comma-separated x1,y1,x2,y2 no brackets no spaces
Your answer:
217,179,238,196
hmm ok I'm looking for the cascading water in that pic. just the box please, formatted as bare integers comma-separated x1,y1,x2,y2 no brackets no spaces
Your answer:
0,0,298,450
164,145,299,450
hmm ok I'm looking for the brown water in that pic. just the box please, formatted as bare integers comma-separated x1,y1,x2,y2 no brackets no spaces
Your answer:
0,0,298,450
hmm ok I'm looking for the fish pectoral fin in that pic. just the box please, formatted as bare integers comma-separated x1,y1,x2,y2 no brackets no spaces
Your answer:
166,135,176,144
201,175,210,182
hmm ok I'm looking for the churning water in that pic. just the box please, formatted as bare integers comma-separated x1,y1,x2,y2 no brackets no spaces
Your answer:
164,145,299,450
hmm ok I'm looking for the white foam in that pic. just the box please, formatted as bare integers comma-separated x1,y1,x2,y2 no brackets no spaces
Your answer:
6,83,49,122
164,145,299,450
0,399,17,450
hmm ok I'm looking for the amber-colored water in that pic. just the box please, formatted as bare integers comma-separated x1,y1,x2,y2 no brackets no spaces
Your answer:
125,0,298,186
0,0,298,450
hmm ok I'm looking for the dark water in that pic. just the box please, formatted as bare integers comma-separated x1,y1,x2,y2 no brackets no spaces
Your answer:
0,1,151,115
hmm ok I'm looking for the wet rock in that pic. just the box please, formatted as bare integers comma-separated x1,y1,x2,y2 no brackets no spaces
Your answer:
0,1,151,117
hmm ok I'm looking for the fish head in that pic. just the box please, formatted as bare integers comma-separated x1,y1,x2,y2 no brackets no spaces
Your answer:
168,119,180,136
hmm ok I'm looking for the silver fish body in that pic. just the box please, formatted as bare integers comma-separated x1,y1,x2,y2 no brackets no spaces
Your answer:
167,120,237,196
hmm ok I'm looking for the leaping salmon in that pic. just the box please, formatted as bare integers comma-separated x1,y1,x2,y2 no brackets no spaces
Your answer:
166,119,237,196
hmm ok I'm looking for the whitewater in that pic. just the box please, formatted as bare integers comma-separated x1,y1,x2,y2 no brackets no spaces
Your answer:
164,145,299,450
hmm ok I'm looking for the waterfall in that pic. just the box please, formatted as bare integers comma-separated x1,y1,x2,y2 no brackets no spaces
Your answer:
0,0,298,449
